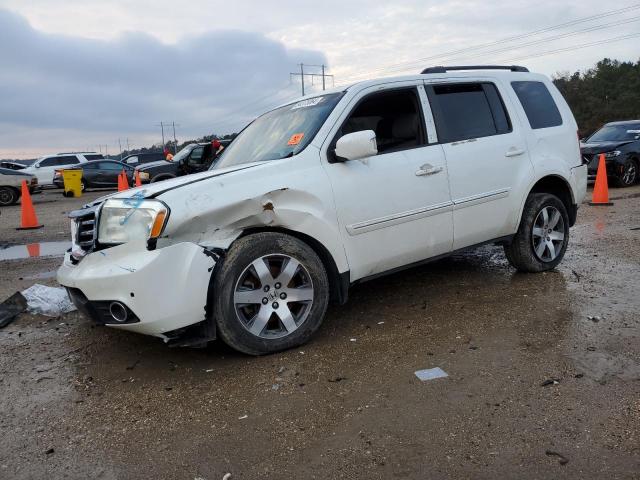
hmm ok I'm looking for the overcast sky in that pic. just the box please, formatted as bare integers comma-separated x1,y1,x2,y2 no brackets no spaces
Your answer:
1,0,639,159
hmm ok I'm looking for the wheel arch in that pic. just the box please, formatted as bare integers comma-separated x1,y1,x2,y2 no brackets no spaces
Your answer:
521,174,577,227
236,226,349,305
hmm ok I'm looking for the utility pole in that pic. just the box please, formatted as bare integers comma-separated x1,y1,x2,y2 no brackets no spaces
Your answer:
118,138,122,160
126,138,130,152
172,121,179,154
290,64,334,96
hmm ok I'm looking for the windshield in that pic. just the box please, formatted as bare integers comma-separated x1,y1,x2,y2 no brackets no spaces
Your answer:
172,145,194,162
213,92,344,169
587,124,640,143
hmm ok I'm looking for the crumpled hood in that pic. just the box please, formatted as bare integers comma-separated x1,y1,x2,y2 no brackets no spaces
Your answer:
580,140,633,154
84,161,264,207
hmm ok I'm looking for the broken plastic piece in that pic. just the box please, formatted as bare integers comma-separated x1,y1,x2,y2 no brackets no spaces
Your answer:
22,284,76,316
415,367,448,381
0,292,27,328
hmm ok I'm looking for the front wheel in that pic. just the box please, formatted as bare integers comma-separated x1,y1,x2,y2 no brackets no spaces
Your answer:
613,159,638,187
213,232,329,355
504,193,570,272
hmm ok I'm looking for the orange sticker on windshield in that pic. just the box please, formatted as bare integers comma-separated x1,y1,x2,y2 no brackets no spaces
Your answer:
287,133,304,146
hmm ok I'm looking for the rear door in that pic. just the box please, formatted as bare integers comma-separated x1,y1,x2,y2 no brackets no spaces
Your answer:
95,161,125,186
425,81,533,249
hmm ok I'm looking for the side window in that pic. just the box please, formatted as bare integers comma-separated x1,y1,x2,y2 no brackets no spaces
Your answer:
125,156,138,164
39,157,58,167
188,147,205,164
98,162,122,170
511,81,562,129
82,162,98,170
427,82,511,143
58,156,80,166
84,154,104,161
339,88,426,154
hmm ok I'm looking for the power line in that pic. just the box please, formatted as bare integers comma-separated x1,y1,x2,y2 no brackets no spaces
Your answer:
497,31,640,63
338,4,640,84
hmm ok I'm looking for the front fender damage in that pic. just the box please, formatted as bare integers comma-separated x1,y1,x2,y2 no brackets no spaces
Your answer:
158,187,327,251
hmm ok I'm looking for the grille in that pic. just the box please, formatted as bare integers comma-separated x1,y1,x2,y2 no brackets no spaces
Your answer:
75,212,96,250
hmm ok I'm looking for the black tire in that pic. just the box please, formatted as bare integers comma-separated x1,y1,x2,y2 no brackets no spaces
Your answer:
612,159,638,188
504,193,570,272
213,232,329,355
81,180,86,192
0,186,19,206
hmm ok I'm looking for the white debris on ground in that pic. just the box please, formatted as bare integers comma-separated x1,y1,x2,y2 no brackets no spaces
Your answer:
414,367,449,382
21,284,76,316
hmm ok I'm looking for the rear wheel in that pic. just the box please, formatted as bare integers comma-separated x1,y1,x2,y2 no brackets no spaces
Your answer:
613,159,638,187
213,232,329,355
504,193,569,272
0,187,18,206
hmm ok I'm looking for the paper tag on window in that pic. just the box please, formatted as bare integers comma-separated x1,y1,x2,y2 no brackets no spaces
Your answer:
287,133,305,146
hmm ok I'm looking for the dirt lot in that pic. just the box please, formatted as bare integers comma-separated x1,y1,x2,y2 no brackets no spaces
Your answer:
0,186,639,479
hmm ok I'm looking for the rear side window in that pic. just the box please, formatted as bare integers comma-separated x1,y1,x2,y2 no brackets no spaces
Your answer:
59,157,80,165
511,81,562,129
427,83,511,143
84,154,104,161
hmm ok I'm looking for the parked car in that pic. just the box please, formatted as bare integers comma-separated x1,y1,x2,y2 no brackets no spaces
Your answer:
0,160,29,170
581,120,640,187
53,160,135,191
135,141,231,183
0,168,40,206
120,152,166,166
22,152,105,186
58,65,587,355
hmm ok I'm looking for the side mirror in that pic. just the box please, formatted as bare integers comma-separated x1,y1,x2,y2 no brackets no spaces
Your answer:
333,130,378,162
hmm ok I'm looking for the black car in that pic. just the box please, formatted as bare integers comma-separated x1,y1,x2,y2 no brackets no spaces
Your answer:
53,160,135,190
120,152,166,166
581,120,640,187
136,141,230,183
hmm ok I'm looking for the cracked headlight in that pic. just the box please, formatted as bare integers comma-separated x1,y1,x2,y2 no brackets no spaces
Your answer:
98,197,169,245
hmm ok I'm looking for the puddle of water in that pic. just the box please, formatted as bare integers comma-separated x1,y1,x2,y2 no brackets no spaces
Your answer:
0,242,70,261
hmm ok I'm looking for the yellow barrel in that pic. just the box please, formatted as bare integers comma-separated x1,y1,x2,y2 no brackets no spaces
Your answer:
62,169,83,197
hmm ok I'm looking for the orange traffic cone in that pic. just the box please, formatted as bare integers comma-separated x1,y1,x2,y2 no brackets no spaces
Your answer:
118,170,129,191
134,170,142,187
16,180,43,230
589,153,614,206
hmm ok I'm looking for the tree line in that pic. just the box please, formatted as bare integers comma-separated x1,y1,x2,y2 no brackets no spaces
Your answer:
553,58,640,137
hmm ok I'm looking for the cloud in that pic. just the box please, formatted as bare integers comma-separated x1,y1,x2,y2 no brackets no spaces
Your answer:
0,8,326,157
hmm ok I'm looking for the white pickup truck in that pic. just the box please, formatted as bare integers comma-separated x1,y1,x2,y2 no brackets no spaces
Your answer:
58,65,587,355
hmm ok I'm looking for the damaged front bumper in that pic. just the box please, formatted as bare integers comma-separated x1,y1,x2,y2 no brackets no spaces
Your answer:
57,242,216,340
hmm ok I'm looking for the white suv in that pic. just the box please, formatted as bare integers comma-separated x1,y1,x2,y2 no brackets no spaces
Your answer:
57,65,587,355
23,152,104,186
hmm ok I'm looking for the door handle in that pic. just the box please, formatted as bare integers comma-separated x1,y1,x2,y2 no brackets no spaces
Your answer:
505,148,526,158
415,163,443,177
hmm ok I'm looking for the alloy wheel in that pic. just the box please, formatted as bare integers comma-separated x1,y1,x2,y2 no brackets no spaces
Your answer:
622,162,637,185
531,206,565,262
234,254,314,339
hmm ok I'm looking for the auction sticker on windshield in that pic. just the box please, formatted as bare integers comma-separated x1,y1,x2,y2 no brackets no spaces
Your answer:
287,133,305,146
291,97,325,110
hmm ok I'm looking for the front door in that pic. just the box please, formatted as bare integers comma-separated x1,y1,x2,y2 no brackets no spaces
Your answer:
425,81,533,249
323,85,453,281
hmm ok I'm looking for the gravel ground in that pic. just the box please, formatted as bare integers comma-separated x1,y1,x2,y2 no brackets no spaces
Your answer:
0,185,639,479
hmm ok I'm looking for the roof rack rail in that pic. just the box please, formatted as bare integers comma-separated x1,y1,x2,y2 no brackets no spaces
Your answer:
421,65,529,74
